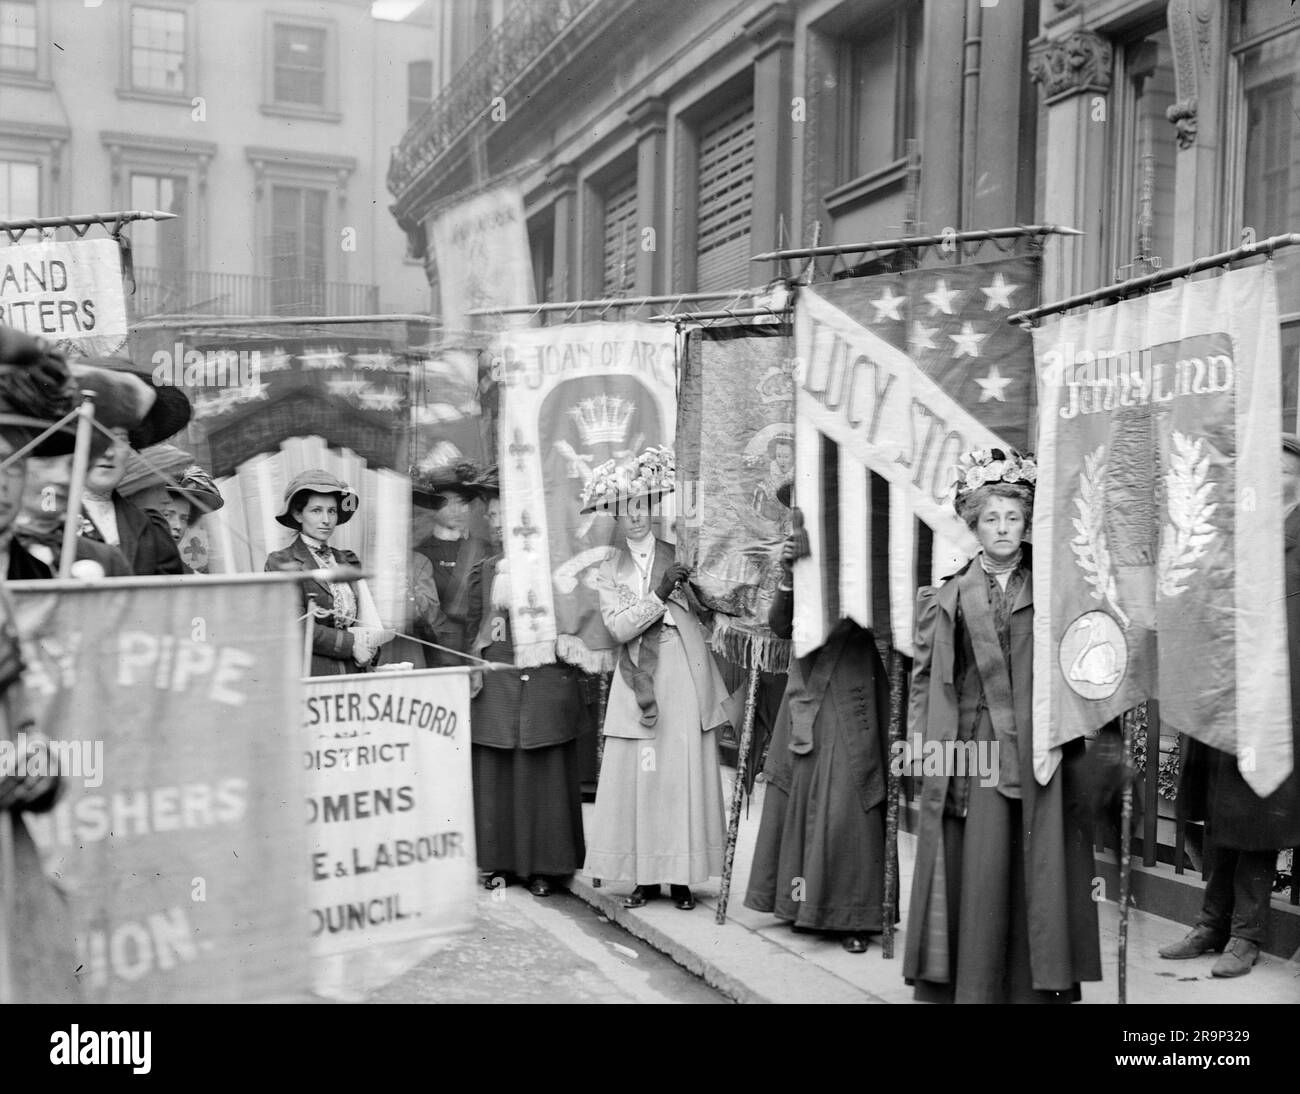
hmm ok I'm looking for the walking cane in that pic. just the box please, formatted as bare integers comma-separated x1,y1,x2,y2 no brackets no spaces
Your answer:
716,661,761,924
881,647,906,958
1118,708,1136,1004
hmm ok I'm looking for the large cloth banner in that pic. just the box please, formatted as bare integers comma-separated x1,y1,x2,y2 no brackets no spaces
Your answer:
0,238,127,356
305,668,475,1000
497,321,678,669
677,324,794,670
1032,263,1292,793
14,580,308,1003
428,183,534,333
792,256,1039,657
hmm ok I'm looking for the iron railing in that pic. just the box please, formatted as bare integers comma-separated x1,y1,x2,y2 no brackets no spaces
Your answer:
129,267,380,318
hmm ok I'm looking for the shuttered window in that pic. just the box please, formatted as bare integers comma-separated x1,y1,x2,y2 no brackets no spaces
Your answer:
696,98,754,291
601,175,638,296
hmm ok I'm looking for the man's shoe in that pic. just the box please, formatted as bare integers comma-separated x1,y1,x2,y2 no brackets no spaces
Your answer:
1158,925,1228,959
840,934,869,954
527,876,552,898
622,884,661,909
670,885,695,910
483,871,512,892
1211,937,1260,978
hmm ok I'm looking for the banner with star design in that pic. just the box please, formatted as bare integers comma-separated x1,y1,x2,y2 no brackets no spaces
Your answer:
1031,263,1291,793
792,255,1039,658
496,321,678,670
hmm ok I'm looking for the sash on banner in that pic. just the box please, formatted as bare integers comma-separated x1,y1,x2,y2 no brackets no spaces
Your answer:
14,580,308,1003
497,321,678,669
677,324,794,671
1032,264,1292,794
792,257,1039,657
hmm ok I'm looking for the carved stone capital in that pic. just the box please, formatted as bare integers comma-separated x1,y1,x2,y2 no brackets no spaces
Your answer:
1029,30,1113,103
1166,0,1215,149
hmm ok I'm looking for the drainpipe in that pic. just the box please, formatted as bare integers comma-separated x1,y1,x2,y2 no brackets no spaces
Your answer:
960,0,983,232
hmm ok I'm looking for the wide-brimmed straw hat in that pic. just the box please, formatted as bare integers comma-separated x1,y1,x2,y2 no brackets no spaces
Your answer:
118,443,224,516
412,460,492,509
275,469,358,529
579,445,675,515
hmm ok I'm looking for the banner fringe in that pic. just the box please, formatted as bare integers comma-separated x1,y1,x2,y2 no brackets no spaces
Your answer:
710,616,792,674
556,634,616,674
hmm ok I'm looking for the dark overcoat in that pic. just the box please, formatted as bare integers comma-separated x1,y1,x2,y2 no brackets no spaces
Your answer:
902,551,1102,993
1177,506,1300,849
466,554,589,749
265,537,371,677
89,495,184,576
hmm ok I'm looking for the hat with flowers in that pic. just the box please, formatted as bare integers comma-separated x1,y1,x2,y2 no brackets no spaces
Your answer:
951,447,1038,504
579,445,675,515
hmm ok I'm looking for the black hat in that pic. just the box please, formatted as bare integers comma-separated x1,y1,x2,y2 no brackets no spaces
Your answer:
1283,433,1300,459
87,356,192,449
775,478,793,509
412,461,489,509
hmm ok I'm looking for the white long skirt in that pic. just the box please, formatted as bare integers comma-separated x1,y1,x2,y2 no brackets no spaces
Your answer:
583,626,725,885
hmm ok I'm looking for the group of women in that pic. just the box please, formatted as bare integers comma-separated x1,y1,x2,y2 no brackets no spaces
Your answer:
272,443,1103,1004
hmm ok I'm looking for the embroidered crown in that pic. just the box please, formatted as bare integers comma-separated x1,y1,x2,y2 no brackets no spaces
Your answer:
569,395,636,447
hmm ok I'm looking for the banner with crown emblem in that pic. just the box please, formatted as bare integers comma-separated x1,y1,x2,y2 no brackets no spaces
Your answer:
1032,263,1292,794
677,324,794,671
496,321,678,669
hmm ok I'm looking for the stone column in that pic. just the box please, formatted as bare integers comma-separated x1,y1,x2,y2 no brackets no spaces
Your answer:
628,97,667,295
546,163,579,303
746,2,795,260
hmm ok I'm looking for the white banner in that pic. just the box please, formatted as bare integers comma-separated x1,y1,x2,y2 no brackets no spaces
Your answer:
305,668,475,999
428,184,534,332
0,238,128,356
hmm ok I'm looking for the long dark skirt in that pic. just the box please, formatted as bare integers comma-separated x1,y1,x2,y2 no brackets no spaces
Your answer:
912,777,1079,1004
472,740,585,879
745,722,886,933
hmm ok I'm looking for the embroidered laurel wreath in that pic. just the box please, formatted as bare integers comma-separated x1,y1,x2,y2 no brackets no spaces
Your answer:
1071,445,1130,628
1156,431,1218,598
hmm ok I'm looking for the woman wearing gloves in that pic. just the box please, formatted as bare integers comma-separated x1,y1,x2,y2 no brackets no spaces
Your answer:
581,448,731,911
265,470,392,676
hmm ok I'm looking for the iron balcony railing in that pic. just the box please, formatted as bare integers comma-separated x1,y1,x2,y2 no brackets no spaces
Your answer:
129,266,380,318
387,0,612,201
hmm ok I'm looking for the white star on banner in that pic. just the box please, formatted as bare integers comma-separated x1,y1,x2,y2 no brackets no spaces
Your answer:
263,347,294,371
908,321,938,351
949,322,985,359
980,272,1020,311
326,378,372,399
235,378,270,403
924,279,962,316
353,351,397,371
870,287,905,323
358,388,403,412
299,346,347,370
974,363,1013,402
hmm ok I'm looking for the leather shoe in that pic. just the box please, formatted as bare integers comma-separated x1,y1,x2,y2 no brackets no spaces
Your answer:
670,885,695,910
840,934,869,954
527,876,552,898
622,884,661,909
1158,925,1228,959
483,872,512,892
1211,937,1260,978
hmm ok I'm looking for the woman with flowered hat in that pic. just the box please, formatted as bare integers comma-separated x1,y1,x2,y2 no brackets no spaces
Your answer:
903,448,1102,1003
581,447,732,911
265,470,392,676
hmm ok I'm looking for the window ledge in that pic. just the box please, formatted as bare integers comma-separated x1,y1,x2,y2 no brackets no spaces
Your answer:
116,87,194,106
0,70,51,90
260,102,341,124
823,157,910,217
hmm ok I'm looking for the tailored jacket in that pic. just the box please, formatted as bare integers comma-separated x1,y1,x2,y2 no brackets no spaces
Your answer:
265,537,373,677
596,538,731,741
83,495,184,577
1177,505,1300,849
466,554,589,749
902,548,1102,993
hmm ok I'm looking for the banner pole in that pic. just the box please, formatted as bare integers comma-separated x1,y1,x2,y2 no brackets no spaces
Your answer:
0,809,13,1004
303,594,317,679
58,392,97,579
715,660,761,924
881,647,906,958
1118,708,1136,1004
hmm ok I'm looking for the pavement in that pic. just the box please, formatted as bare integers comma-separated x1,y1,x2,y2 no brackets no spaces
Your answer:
568,774,1300,1005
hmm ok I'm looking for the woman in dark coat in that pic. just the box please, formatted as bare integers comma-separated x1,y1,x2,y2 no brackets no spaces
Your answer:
744,514,893,952
466,478,588,896
265,470,391,677
904,449,1102,1003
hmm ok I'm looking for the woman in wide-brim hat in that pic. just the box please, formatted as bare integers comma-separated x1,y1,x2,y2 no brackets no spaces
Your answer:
903,447,1103,1003
118,443,225,547
580,447,732,911
265,469,392,676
